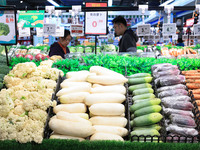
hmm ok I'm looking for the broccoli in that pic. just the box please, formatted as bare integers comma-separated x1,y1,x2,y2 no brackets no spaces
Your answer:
0,23,10,36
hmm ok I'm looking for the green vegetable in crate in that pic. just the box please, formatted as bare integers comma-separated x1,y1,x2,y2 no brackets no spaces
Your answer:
132,93,155,101
131,128,160,137
133,124,161,131
134,105,162,117
132,88,154,96
130,99,161,112
0,74,5,80
128,77,152,85
128,83,152,93
131,113,163,127
134,98,159,104
0,82,3,89
0,65,10,75
128,73,151,78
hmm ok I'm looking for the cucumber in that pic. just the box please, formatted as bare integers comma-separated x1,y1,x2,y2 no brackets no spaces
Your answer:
128,77,152,85
134,105,162,117
133,124,161,131
131,128,160,136
133,88,154,96
132,113,163,127
130,99,161,112
133,98,159,103
128,83,152,93
132,93,155,101
131,114,134,120
128,73,151,78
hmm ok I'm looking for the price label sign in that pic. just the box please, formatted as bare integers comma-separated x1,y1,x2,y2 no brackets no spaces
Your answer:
70,24,84,37
43,23,56,35
189,35,195,40
53,26,65,37
172,35,178,40
85,11,107,35
36,28,43,37
182,35,188,40
163,35,169,41
137,24,151,36
163,23,176,35
19,27,30,37
155,35,160,40
144,36,149,40
150,35,155,41
193,24,200,36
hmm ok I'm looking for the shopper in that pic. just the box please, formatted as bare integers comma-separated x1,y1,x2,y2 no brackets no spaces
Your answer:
112,16,138,52
49,29,71,59
176,38,184,47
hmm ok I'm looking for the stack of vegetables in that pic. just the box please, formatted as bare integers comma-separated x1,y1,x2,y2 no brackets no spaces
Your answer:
152,63,198,142
0,60,63,143
49,66,128,141
161,47,197,57
128,73,163,142
0,55,10,89
183,70,200,109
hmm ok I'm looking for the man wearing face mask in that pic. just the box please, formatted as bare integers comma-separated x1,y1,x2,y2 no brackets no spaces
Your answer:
49,29,71,59
112,16,138,52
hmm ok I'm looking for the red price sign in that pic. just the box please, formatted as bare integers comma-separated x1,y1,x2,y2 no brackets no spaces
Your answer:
92,21,97,27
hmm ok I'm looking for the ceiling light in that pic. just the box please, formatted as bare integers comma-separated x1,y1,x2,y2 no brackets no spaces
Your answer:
20,0,23,3
47,0,60,7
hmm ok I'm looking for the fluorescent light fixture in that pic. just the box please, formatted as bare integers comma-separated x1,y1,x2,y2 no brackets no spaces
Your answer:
47,0,60,7
159,0,174,6
108,0,113,6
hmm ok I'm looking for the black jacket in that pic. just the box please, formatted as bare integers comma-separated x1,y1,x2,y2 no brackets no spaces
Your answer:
119,29,138,52
49,42,70,59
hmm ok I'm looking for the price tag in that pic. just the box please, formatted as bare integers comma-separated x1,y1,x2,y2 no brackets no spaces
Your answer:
172,35,178,40
149,35,155,41
155,35,160,40
70,24,84,37
163,35,169,41
144,36,149,40
137,24,151,36
182,35,188,40
189,35,195,40
43,23,56,35
194,24,200,36
36,28,43,37
19,27,30,37
197,35,200,40
163,23,176,35
53,26,65,37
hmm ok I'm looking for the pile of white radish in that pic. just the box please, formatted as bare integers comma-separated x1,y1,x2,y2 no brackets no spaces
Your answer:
49,66,128,141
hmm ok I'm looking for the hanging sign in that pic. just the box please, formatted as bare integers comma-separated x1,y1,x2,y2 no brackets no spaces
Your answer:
19,27,30,37
189,35,195,40
70,24,84,37
53,26,65,37
163,35,169,41
172,34,178,40
193,24,200,36
155,35,160,40
182,35,188,40
18,10,44,28
137,24,151,36
36,28,43,37
0,10,17,45
85,11,107,35
163,23,176,35
149,35,155,41
43,23,56,35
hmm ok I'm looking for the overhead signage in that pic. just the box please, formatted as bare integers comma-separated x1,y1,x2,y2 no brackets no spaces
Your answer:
163,35,169,41
43,23,56,36
85,11,107,35
155,35,160,40
85,2,107,7
182,35,188,40
36,28,44,37
137,24,151,36
53,26,65,37
0,10,17,45
70,24,84,37
163,23,176,35
19,27,30,37
172,34,178,40
189,35,195,40
193,24,200,36
18,10,44,28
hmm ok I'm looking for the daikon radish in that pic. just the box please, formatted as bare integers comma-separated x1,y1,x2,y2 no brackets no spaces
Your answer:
90,132,124,141
90,66,124,78
56,85,91,97
85,93,126,106
66,70,90,78
56,111,92,125
61,81,91,88
53,103,86,114
65,72,96,82
87,75,128,85
91,85,126,94
89,103,125,116
93,125,128,137
59,92,90,104
89,112,125,118
49,118,94,138
89,116,127,127
70,113,89,120
50,134,85,141
92,84,124,88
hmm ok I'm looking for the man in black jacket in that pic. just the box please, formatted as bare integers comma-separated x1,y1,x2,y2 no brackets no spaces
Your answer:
112,16,138,52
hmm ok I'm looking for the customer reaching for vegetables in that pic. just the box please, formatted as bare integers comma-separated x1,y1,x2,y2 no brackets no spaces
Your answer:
49,29,71,59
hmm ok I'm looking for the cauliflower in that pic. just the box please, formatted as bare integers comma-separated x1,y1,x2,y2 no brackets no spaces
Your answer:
10,62,37,78
4,75,22,88
39,60,53,68
13,105,25,116
49,68,64,81
28,109,47,123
